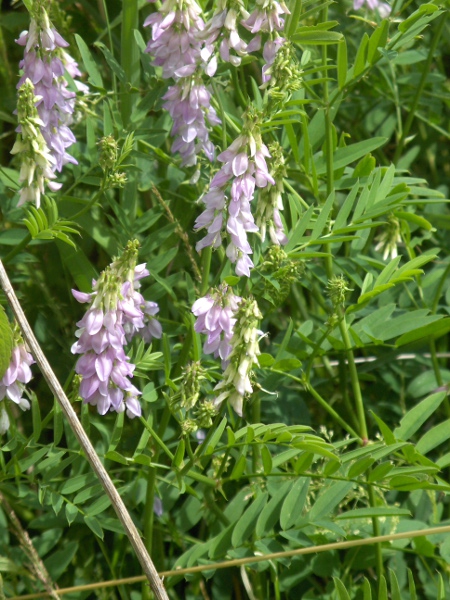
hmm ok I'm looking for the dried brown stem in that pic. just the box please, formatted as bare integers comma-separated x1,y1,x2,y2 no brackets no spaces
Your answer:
0,493,60,600
8,522,450,599
151,184,202,283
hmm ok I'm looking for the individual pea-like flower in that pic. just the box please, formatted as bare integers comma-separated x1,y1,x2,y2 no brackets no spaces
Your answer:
144,0,220,165
192,283,242,366
11,79,62,208
212,297,263,417
71,241,162,418
255,141,288,245
353,0,391,18
0,334,35,435
15,2,82,175
195,108,274,277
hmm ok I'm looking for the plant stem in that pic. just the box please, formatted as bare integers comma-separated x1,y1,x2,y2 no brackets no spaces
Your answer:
139,417,215,487
121,0,139,126
2,233,31,264
200,246,212,295
336,308,368,442
270,369,360,440
393,12,447,163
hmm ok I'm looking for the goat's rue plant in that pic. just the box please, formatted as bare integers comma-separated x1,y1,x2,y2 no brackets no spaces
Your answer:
1,0,450,598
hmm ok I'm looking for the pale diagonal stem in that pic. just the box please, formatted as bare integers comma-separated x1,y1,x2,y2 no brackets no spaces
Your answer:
0,260,169,600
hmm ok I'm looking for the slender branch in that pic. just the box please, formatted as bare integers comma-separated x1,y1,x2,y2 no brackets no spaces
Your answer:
0,493,60,600
9,522,450,599
393,12,447,163
151,185,202,283
0,260,169,600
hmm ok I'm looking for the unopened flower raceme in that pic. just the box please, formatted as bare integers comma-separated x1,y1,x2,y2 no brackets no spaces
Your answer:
15,3,83,175
0,335,35,435
144,0,220,166
192,283,242,367
212,297,263,417
195,109,274,277
11,79,61,208
71,242,162,418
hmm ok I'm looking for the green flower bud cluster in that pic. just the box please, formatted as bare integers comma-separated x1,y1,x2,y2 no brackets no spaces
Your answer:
98,135,128,189
11,79,61,208
264,41,303,107
326,275,353,309
260,246,304,307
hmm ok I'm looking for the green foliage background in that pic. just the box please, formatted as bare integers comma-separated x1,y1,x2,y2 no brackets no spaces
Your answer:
1,0,450,598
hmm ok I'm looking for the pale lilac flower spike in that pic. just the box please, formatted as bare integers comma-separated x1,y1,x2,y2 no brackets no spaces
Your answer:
192,283,242,368
195,110,274,277
15,6,83,174
144,0,220,166
71,242,162,418
353,0,391,17
0,341,35,435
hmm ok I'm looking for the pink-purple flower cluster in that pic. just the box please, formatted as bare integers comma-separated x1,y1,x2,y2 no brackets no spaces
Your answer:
0,344,34,435
192,284,241,367
195,114,274,277
201,0,260,68
353,0,391,17
144,0,220,166
72,252,162,418
16,9,82,174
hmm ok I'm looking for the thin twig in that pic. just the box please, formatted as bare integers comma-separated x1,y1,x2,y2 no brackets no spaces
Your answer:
0,493,60,600
8,522,450,599
0,259,169,600
151,184,202,283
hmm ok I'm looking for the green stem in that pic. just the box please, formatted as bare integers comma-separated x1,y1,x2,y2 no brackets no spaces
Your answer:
251,395,262,473
337,309,383,582
101,0,117,98
139,417,215,487
336,307,368,442
393,12,447,163
121,0,139,126
142,465,157,600
368,484,384,589
271,370,360,440
69,188,104,220
200,246,212,296
2,234,31,264
322,4,334,199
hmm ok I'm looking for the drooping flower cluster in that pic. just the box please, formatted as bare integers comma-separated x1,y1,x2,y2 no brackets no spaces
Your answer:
353,0,391,17
255,142,288,245
0,336,35,435
201,0,260,67
11,79,62,208
144,0,220,166
192,283,242,367
71,241,162,418
15,3,82,178
212,297,262,417
195,108,274,276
